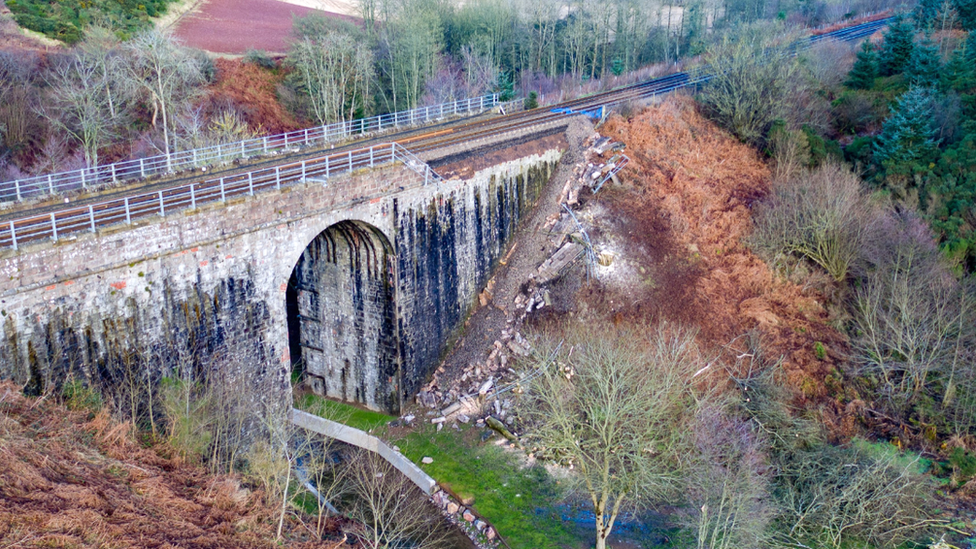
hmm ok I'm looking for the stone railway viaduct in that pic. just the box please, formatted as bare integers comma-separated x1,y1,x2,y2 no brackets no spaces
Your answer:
0,135,563,414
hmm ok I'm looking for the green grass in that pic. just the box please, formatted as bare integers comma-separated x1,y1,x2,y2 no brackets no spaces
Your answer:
295,397,581,547
296,393,394,432
394,424,580,549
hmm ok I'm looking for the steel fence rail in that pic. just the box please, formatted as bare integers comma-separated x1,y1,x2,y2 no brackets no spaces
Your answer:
0,94,497,205
0,142,440,251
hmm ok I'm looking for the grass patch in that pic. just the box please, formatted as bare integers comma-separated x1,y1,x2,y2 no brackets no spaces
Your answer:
296,393,394,432
395,424,578,549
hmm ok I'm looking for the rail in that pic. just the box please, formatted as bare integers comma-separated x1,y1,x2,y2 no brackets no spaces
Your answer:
0,93,497,204
0,142,440,251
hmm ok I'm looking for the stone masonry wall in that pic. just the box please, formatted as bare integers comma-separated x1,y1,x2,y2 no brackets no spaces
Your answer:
0,148,562,413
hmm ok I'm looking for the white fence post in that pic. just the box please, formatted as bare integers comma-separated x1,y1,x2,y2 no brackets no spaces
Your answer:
89,205,96,232
14,180,20,201
190,183,196,209
249,172,255,196
50,213,58,241
124,197,131,224
9,221,17,251
220,178,226,202
159,191,165,216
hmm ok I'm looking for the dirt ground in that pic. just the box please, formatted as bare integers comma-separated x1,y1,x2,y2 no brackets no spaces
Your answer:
0,382,350,548
173,0,357,54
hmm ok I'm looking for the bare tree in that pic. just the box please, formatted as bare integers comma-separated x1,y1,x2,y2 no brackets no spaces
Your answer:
775,442,935,549
519,323,702,549
344,449,454,549
740,361,937,549
751,162,875,281
288,31,374,125
124,29,205,171
685,405,776,549
851,211,976,415
699,22,804,146
377,0,443,112
42,52,117,168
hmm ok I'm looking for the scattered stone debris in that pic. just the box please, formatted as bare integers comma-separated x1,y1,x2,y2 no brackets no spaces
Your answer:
415,130,626,435
431,489,501,548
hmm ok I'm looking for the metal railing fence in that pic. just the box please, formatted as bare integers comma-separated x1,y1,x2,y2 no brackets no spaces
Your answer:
1,142,440,251
0,94,497,204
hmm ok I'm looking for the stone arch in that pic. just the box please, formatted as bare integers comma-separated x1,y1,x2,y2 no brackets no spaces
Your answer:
286,220,400,413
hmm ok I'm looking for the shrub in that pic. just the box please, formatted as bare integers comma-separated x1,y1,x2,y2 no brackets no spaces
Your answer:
61,379,103,413
751,162,875,281
831,90,879,135
699,22,804,147
6,0,174,44
243,49,277,70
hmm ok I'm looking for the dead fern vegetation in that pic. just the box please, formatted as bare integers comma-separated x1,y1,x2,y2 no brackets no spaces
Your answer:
0,382,347,549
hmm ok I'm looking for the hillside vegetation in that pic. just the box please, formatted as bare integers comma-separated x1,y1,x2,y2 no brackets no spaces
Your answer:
0,382,345,548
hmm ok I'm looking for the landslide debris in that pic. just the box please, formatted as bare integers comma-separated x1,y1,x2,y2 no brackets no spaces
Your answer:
419,96,853,437
594,96,850,408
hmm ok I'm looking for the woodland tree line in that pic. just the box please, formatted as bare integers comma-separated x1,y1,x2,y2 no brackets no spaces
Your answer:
0,0,896,182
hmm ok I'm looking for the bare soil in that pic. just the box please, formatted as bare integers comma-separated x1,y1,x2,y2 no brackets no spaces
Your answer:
0,382,350,548
173,0,358,54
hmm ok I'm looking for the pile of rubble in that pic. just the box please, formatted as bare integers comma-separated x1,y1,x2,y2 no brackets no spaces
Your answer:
431,490,499,548
413,132,627,430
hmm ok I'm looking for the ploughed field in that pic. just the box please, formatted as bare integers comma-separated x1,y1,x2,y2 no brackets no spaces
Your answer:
173,0,358,54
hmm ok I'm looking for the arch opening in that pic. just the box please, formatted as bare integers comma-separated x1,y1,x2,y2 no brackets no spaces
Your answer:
286,220,400,413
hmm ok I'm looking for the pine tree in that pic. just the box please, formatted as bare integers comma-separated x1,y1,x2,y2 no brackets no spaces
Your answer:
879,15,916,76
875,86,941,195
906,34,942,87
915,0,941,28
941,44,976,93
846,40,878,89
955,0,976,30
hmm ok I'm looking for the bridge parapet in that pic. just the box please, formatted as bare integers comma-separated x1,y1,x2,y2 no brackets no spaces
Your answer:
0,143,437,253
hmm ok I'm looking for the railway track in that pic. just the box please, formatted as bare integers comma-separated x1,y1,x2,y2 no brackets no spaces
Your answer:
0,16,891,252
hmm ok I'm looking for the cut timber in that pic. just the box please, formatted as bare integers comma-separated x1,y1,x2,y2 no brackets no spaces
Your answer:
536,241,584,284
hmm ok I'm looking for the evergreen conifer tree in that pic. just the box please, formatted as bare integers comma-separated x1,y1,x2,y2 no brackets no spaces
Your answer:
875,86,941,195
915,0,941,28
846,40,877,89
941,44,976,93
955,0,976,30
906,34,942,87
879,15,916,76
